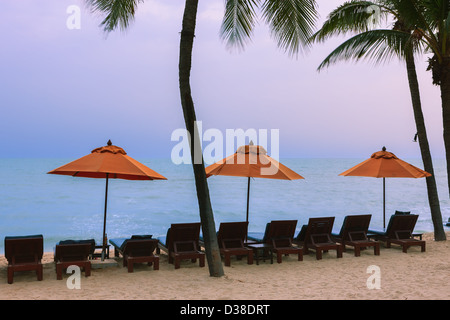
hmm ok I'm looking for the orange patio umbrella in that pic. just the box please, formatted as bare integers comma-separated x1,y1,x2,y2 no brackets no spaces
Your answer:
48,140,167,260
206,141,304,225
339,146,431,229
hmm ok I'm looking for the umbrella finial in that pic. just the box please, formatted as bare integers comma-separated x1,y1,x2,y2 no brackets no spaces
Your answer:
249,140,254,146
382,146,386,151
107,140,112,146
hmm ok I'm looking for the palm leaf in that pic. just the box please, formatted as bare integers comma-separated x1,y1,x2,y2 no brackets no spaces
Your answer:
317,29,415,70
312,0,390,42
86,0,143,32
220,0,261,51
261,0,318,56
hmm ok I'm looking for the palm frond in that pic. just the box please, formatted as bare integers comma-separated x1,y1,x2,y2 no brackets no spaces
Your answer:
312,0,389,43
420,0,448,27
85,0,143,32
420,0,450,54
261,0,318,56
220,0,261,51
317,29,415,70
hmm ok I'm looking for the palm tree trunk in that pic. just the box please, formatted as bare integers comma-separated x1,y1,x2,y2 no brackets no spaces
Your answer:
406,53,446,241
440,58,450,201
178,0,224,276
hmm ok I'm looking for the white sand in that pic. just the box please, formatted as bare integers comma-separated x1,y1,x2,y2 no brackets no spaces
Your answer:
1,232,449,300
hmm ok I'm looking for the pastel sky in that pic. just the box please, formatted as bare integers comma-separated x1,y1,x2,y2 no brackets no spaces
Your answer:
0,0,444,160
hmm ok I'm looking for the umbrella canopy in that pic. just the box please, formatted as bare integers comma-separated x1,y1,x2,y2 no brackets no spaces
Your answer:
339,146,430,228
206,142,303,180
48,141,166,181
205,141,304,225
48,140,167,259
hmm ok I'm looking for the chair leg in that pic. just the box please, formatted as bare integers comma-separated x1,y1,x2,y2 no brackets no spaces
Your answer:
316,250,322,260
56,264,63,280
37,265,43,281
7,267,14,284
127,261,134,273
199,255,205,268
224,254,231,267
247,252,253,265
337,246,343,258
277,252,282,263
354,246,361,257
374,244,380,255
85,264,91,277
153,259,159,270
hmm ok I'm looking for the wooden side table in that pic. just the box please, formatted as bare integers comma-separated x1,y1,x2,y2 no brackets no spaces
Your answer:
247,243,273,265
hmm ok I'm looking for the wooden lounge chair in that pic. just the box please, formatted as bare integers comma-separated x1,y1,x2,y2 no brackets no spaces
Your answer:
368,214,425,253
109,236,159,272
4,235,43,284
217,221,253,266
332,214,380,257
161,223,205,269
294,217,343,260
54,243,92,280
247,220,303,263
265,220,303,263
121,239,159,273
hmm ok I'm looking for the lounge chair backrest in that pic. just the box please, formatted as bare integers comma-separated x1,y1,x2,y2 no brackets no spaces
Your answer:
55,243,92,262
265,220,298,244
167,223,201,252
4,235,44,264
385,214,418,238
123,239,158,257
303,217,335,246
338,215,371,241
58,239,96,255
217,222,248,248
5,235,44,263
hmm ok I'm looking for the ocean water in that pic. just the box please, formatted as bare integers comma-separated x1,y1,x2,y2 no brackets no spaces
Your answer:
1,158,449,252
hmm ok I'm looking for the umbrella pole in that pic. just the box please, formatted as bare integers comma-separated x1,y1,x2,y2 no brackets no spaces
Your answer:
383,177,386,230
245,177,251,242
101,173,109,261
246,177,251,224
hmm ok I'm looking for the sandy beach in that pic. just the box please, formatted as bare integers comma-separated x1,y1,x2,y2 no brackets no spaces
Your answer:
1,231,449,301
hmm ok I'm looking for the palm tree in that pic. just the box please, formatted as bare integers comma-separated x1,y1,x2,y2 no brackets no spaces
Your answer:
85,0,319,276
416,0,450,199
312,0,446,240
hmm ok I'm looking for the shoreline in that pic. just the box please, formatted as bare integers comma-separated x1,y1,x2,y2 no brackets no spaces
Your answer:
1,232,449,300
